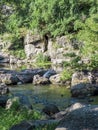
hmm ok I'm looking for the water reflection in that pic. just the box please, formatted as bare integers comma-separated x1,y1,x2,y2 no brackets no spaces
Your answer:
10,84,71,111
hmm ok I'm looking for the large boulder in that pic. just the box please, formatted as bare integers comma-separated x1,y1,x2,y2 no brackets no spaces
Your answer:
49,74,70,85
55,103,98,130
21,68,47,76
42,104,60,117
6,97,20,110
0,83,9,95
71,71,96,97
43,69,56,79
6,95,33,110
71,83,95,98
9,121,34,130
49,74,62,84
33,75,50,85
0,73,19,85
0,95,8,107
16,73,34,84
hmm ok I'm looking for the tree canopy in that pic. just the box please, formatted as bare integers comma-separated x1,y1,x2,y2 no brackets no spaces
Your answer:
0,0,98,37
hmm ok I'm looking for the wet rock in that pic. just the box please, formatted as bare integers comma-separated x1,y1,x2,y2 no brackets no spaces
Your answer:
21,68,47,76
0,57,9,63
6,95,33,110
42,104,60,117
49,74,69,85
33,74,50,85
49,74,61,84
0,95,8,107
16,73,33,84
55,103,98,130
43,69,56,79
6,97,20,110
0,68,17,74
0,73,19,85
0,68,48,85
71,83,95,98
10,120,59,130
0,55,4,60
93,86,98,96
0,83,9,95
71,71,95,97
9,121,34,130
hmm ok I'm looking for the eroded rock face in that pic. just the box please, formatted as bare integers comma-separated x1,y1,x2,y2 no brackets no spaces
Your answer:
55,103,98,130
24,32,44,59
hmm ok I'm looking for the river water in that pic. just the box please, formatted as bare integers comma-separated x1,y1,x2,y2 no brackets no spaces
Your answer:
10,84,71,111
0,64,98,111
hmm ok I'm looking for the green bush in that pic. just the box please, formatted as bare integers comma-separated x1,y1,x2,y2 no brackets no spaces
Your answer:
61,69,73,81
1,0,98,37
36,53,51,67
0,107,41,130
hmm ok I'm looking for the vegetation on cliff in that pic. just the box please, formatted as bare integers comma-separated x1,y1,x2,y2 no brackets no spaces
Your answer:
0,0,98,67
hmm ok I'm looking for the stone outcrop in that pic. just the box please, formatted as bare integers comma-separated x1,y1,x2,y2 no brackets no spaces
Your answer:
0,83,9,95
0,83,9,107
9,103,98,130
24,32,44,58
24,34,81,72
43,69,56,79
42,104,60,117
49,74,70,85
6,95,33,110
71,71,98,98
55,103,98,130
33,75,50,85
0,95,8,107
10,121,34,130
0,73,19,85
9,120,59,130
0,68,57,85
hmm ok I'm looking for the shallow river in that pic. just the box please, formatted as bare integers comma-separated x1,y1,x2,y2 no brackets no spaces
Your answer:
9,83,98,111
10,84,71,111
0,64,98,111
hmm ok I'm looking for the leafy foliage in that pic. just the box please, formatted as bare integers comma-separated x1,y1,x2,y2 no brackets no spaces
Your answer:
0,107,41,130
0,0,98,36
36,53,51,67
0,0,98,69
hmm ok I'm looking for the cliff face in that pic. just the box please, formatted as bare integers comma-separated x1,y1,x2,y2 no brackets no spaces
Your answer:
0,31,89,72
24,32,83,72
